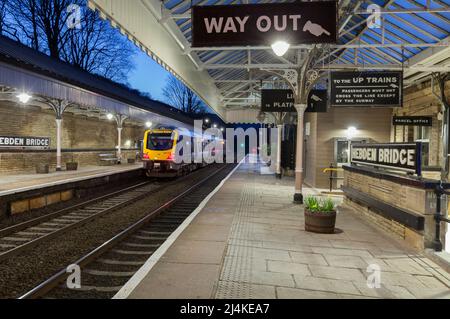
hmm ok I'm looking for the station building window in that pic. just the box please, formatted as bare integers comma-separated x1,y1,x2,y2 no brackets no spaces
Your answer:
335,138,370,167
415,126,431,167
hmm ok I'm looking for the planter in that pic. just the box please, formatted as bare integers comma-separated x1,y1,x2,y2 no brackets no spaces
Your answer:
36,163,49,174
304,209,336,234
66,162,78,171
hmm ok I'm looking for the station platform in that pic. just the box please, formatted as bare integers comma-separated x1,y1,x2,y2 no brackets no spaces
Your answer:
0,163,143,218
0,163,142,197
116,161,450,299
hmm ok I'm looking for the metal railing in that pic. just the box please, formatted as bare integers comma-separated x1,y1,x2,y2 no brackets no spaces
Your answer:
323,164,344,192
433,182,450,251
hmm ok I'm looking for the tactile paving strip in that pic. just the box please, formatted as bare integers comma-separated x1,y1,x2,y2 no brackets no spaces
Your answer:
215,170,258,299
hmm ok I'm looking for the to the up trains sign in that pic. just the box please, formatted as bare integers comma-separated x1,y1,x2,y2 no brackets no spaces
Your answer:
191,2,337,47
330,71,403,107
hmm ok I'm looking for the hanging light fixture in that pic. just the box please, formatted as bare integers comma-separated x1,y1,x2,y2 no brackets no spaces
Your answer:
106,113,114,120
17,93,32,104
271,41,290,57
145,121,153,128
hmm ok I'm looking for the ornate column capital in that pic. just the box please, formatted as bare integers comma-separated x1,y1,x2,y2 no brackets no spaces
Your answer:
294,103,307,114
260,68,299,96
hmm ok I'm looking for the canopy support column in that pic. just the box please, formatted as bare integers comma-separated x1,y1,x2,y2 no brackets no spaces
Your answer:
113,114,128,164
42,98,70,172
294,104,307,203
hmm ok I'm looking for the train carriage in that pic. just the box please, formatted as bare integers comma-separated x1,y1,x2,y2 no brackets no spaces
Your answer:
142,127,223,177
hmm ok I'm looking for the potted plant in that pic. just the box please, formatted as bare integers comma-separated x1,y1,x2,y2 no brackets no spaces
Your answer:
304,196,337,234
36,163,49,174
66,153,78,171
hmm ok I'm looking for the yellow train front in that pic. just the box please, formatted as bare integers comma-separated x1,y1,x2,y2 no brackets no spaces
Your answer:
142,128,200,177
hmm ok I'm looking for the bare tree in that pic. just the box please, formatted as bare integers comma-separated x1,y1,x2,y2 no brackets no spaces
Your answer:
61,5,136,82
162,75,205,114
0,0,5,33
0,0,19,40
1,0,136,83
5,0,73,55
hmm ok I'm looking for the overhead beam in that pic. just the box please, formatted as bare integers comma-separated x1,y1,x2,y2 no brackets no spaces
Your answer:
189,42,449,52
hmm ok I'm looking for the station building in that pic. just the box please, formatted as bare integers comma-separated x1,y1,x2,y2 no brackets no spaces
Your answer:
0,0,449,300
0,36,194,174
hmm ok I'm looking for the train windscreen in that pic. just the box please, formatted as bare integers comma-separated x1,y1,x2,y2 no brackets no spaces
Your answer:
147,133,174,151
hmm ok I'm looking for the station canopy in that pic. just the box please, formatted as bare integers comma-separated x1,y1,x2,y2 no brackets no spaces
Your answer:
88,0,450,118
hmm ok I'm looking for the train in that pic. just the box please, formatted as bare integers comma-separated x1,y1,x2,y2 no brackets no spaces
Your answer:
142,127,224,177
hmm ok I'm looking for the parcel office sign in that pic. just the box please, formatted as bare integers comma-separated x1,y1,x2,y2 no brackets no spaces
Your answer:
0,136,50,149
191,2,337,47
350,143,422,175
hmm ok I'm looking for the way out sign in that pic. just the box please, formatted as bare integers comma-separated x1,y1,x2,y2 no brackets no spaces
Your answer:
191,2,337,47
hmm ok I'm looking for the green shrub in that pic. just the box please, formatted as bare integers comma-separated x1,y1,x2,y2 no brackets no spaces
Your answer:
304,196,335,213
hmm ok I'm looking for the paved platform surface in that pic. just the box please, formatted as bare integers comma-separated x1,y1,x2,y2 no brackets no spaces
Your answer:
124,161,450,299
0,163,142,196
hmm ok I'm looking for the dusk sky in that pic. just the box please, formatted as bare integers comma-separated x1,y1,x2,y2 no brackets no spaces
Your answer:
128,50,169,102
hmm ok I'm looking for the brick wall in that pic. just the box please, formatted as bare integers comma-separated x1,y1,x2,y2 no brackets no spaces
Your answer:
305,107,392,189
0,101,145,173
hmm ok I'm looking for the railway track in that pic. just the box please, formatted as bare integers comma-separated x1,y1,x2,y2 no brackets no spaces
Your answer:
0,169,202,262
19,164,234,299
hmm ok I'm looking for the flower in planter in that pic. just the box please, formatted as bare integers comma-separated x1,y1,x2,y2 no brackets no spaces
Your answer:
304,196,337,234
304,196,335,213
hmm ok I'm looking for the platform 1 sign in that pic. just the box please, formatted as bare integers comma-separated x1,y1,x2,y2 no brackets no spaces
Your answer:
307,90,327,113
261,89,295,112
191,2,337,47
330,71,403,107
0,136,50,149
350,143,422,176
261,89,328,113
393,116,432,126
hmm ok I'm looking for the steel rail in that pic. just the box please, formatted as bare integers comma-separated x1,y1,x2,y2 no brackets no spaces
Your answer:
18,165,228,299
0,167,207,262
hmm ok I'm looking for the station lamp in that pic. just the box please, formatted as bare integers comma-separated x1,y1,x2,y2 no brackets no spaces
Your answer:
346,126,358,140
213,124,218,128
106,113,114,120
17,93,32,104
220,127,224,132
204,118,210,123
145,121,153,128
271,41,290,57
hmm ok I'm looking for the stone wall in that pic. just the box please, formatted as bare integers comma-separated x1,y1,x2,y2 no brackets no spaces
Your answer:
392,81,443,168
0,101,145,173
343,168,444,250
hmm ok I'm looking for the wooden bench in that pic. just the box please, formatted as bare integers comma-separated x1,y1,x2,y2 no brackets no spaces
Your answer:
98,153,118,166
342,185,425,231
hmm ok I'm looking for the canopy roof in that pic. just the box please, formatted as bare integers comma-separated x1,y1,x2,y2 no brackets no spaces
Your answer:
89,0,450,112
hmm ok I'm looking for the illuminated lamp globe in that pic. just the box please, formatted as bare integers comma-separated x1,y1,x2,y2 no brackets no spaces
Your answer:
17,93,32,104
271,41,290,57
346,126,358,140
